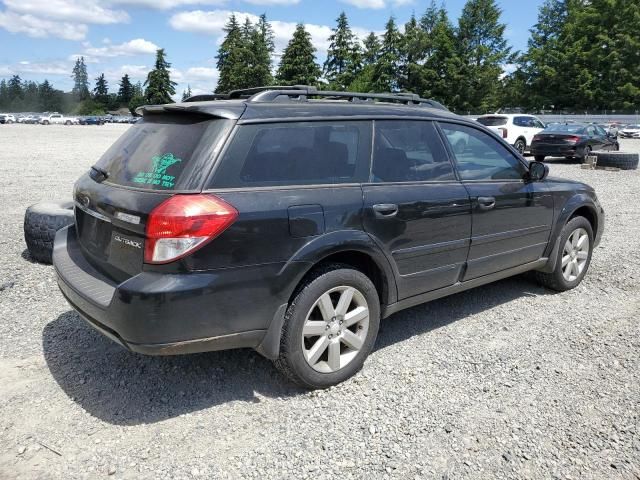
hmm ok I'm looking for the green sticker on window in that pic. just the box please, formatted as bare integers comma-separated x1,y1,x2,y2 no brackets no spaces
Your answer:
133,153,182,188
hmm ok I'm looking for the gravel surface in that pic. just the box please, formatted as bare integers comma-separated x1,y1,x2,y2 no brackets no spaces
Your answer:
1,124,639,479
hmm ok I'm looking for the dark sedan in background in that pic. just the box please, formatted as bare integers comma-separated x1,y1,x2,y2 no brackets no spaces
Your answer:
531,123,619,162
79,116,105,125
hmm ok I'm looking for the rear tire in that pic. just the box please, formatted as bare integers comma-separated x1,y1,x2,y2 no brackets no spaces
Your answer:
580,146,592,164
534,155,545,162
274,264,380,389
534,216,594,292
24,201,74,264
514,138,526,155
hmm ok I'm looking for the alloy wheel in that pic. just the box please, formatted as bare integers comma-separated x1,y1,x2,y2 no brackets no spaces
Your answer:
301,286,370,373
561,228,590,282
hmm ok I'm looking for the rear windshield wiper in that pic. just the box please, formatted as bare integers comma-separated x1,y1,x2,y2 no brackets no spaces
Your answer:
90,166,109,183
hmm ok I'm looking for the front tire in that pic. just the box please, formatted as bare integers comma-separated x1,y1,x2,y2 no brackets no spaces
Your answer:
534,216,594,292
275,264,380,389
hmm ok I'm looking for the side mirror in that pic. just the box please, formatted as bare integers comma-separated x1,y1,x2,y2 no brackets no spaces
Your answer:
528,161,549,182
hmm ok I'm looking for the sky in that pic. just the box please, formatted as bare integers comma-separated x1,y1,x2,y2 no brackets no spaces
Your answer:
0,0,544,98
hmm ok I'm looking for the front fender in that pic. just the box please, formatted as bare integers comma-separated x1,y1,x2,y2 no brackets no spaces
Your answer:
539,192,603,273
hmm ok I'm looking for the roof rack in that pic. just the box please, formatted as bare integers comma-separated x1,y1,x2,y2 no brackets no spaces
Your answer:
220,85,448,110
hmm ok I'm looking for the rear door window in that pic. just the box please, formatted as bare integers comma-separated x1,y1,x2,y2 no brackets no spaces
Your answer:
371,120,455,182
210,121,372,187
94,114,232,191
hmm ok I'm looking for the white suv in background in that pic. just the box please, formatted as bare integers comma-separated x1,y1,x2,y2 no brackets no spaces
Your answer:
476,114,546,155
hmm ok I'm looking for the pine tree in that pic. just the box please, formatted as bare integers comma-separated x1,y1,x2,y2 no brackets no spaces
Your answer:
145,48,177,104
362,32,381,65
182,85,192,101
248,14,275,87
215,14,243,93
423,6,460,107
0,80,8,110
371,17,403,92
118,74,134,105
324,12,362,90
133,81,144,97
399,14,425,93
276,23,321,86
455,0,512,112
38,80,62,112
7,75,23,101
71,57,90,101
93,73,109,107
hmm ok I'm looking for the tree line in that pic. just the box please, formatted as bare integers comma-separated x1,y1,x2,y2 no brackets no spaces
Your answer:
1,0,638,115
215,0,640,113
0,49,176,115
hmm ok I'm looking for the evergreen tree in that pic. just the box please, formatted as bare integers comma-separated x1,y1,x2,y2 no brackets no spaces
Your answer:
371,17,403,92
248,13,275,87
455,0,512,112
276,24,321,86
399,14,425,93
133,81,144,97
71,57,90,101
118,74,134,105
0,80,8,109
215,14,243,93
93,73,109,107
144,48,177,104
38,80,63,112
7,75,23,102
182,85,192,101
324,12,362,89
362,32,381,65
423,6,460,107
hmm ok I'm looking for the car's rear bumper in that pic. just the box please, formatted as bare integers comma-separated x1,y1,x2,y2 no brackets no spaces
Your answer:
530,144,585,157
53,226,294,356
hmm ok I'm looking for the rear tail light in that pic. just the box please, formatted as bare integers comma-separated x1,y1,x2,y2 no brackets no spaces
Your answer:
145,194,238,264
498,127,508,138
533,134,542,142
566,136,581,143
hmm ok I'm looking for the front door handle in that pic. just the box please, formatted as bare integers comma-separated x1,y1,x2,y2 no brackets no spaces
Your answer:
477,196,496,211
373,203,399,218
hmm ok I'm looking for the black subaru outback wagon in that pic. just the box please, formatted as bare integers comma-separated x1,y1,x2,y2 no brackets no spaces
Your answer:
54,86,604,389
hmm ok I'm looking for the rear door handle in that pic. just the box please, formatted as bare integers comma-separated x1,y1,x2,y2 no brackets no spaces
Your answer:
477,196,496,211
372,203,399,218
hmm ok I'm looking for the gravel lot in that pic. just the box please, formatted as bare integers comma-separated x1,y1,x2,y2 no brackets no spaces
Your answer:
1,124,639,479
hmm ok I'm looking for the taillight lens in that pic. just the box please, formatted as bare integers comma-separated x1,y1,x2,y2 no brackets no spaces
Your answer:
532,134,542,142
566,136,581,143
498,127,508,138
145,194,238,264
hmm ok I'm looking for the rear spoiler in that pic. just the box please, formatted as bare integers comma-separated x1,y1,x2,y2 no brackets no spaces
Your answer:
135,103,244,120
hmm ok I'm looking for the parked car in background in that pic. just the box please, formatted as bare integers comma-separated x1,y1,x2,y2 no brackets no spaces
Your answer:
476,114,546,155
54,86,604,388
619,125,640,139
39,113,79,125
79,116,105,125
0,114,16,124
531,123,619,162
18,115,40,124
0,115,5,124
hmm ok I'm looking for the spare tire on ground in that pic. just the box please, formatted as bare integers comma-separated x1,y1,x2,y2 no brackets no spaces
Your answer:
24,201,75,264
594,151,639,170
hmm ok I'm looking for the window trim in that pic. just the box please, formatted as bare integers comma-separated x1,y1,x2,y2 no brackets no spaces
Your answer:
435,120,530,184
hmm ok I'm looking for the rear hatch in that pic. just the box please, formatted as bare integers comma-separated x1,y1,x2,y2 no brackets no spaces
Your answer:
476,115,508,132
73,112,233,281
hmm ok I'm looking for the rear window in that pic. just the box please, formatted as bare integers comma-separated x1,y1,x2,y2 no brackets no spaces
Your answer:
477,116,508,127
545,124,585,134
94,114,232,191
210,121,372,188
